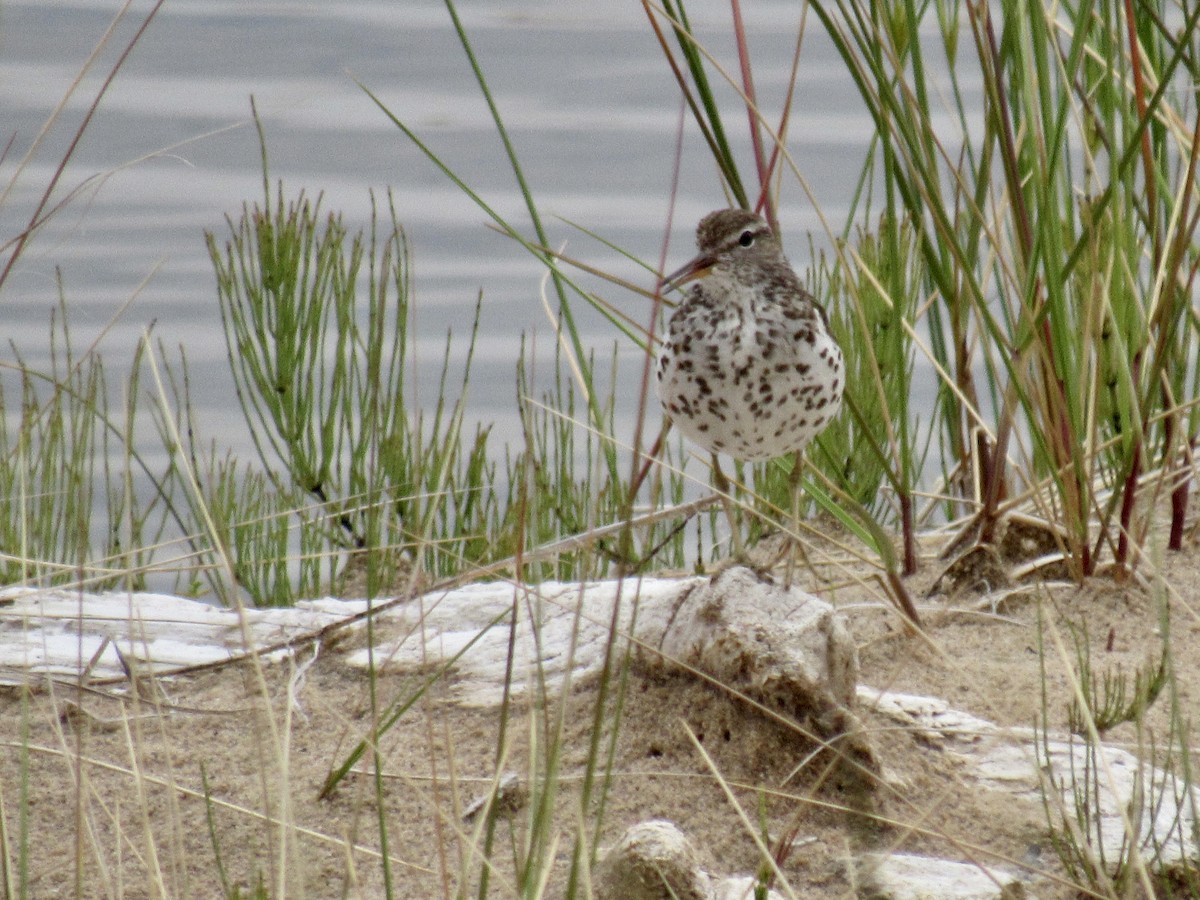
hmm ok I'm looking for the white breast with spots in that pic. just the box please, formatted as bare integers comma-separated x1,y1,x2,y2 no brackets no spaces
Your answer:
656,289,843,462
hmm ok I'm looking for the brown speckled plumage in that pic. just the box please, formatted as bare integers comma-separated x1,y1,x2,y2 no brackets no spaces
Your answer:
656,209,843,462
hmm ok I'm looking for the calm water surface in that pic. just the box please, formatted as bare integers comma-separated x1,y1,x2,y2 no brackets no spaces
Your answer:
2,1,931,484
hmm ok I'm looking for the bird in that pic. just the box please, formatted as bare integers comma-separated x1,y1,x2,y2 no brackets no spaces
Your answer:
656,208,844,573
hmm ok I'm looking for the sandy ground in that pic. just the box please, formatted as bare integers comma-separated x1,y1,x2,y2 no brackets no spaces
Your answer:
3,525,1199,899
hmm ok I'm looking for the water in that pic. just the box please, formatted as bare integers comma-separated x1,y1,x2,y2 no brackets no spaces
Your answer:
1,1,923,569
2,0,884,421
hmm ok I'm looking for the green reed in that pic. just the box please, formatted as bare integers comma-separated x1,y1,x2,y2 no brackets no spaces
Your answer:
206,178,504,595
0,304,171,591
804,0,1200,579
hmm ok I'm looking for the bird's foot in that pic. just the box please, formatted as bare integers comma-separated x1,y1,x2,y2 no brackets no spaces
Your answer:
705,548,777,584
752,530,828,590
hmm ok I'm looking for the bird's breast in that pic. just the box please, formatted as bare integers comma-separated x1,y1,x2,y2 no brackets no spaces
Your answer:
656,296,844,461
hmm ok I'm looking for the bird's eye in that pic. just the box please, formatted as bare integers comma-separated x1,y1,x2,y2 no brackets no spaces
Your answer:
738,230,755,248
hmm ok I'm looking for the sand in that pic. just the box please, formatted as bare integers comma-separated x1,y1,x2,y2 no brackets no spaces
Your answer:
3,530,1198,898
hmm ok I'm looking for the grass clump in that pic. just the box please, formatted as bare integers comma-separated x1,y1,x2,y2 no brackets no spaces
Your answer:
206,178,507,600
1037,590,1198,897
0,306,171,592
801,0,1200,581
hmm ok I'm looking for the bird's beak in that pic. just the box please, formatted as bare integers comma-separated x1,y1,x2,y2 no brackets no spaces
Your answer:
661,251,716,292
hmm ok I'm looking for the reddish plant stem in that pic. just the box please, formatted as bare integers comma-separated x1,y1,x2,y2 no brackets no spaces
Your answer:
970,3,1025,543
756,14,807,219
0,0,168,294
1169,435,1192,552
1115,436,1141,575
900,490,916,576
1156,102,1200,550
728,0,773,229
1111,0,1160,571
1123,0,1159,261
886,568,922,630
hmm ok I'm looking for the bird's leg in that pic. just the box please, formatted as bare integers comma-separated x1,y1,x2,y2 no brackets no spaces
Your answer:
783,449,813,588
711,453,748,562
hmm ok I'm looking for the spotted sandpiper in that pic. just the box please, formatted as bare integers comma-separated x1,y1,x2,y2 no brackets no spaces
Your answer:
656,208,844,572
